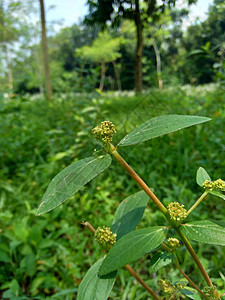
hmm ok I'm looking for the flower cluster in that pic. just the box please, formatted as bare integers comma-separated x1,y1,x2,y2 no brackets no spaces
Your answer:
203,285,220,299
159,279,186,296
176,282,186,290
158,279,176,295
92,121,116,143
203,179,225,191
167,237,181,251
167,202,187,223
95,226,117,249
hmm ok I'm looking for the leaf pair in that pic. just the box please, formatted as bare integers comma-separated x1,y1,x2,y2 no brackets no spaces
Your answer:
36,115,210,215
77,190,166,299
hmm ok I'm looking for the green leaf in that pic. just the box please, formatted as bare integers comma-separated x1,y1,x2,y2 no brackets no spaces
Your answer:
52,288,78,298
0,249,11,263
20,253,36,277
111,191,149,239
149,252,173,273
118,115,211,146
181,220,225,245
196,167,211,186
30,277,46,296
36,155,111,215
209,191,225,200
77,258,116,300
180,288,201,300
99,226,168,276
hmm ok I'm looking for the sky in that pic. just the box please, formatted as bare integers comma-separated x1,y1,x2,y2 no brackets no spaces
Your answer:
44,0,214,32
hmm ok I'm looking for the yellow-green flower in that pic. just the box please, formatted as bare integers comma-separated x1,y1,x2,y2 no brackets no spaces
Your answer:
167,202,187,224
158,279,176,295
203,285,220,299
167,237,181,251
92,121,116,143
203,179,225,191
95,226,117,249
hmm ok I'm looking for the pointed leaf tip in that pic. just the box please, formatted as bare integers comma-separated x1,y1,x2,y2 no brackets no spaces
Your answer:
118,115,211,146
181,220,225,246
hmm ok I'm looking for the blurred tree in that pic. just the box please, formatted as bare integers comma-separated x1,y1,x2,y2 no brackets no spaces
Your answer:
0,0,29,91
76,30,122,91
144,10,172,89
182,0,225,84
39,0,53,100
85,0,196,93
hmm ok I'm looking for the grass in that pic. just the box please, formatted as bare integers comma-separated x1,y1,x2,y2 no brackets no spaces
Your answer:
0,85,225,299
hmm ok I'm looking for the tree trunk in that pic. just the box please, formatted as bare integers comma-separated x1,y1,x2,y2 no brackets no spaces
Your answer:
35,47,44,95
3,43,13,90
134,0,143,93
39,0,53,100
99,60,106,91
0,1,13,91
112,60,122,91
152,39,163,89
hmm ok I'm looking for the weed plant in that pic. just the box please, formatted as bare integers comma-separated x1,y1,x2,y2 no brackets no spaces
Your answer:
0,85,225,299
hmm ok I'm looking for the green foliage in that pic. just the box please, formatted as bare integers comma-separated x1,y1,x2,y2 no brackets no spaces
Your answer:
99,227,168,276
149,252,173,273
181,221,225,246
196,167,211,186
35,109,224,298
111,191,149,239
77,31,122,64
36,155,111,215
118,115,211,146
77,258,116,300
1,86,225,298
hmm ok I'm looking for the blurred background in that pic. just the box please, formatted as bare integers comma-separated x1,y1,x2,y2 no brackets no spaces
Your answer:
0,0,225,299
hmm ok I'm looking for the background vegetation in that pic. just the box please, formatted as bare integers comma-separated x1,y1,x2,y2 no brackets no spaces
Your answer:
0,0,225,299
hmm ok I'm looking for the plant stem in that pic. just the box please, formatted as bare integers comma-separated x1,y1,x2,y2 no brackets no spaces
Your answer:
169,291,179,300
173,253,208,298
108,143,168,217
175,227,213,287
161,243,208,298
108,143,215,288
187,191,208,215
81,221,96,234
125,264,161,300
81,221,161,299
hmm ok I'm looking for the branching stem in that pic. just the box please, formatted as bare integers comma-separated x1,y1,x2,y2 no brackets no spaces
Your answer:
175,227,213,287
173,253,208,298
81,221,161,299
108,143,215,289
161,243,208,298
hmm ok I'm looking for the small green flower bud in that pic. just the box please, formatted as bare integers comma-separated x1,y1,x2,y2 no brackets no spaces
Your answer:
214,179,225,191
203,179,225,191
176,282,186,290
92,121,116,143
167,237,181,251
158,279,176,295
95,226,117,249
167,202,187,224
202,180,215,191
203,285,219,299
